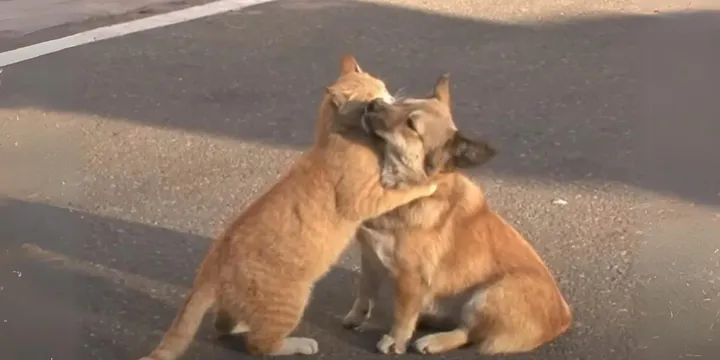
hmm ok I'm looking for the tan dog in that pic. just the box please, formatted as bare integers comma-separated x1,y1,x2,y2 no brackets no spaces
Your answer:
342,77,573,355
137,58,439,360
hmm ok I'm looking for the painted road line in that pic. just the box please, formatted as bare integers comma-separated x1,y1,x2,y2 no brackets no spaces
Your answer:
0,0,275,67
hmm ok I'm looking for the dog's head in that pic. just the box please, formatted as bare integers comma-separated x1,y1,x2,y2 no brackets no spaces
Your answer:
361,75,496,188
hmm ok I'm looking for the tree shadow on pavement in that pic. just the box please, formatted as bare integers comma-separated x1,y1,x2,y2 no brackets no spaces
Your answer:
0,1,719,207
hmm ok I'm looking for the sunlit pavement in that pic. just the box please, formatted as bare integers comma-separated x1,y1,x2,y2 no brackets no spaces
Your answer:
1,1,720,359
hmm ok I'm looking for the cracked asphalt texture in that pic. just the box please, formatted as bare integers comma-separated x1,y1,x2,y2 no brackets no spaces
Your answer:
1,0,720,359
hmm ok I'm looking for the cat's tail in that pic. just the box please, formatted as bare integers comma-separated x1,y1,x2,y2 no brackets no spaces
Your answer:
139,282,216,360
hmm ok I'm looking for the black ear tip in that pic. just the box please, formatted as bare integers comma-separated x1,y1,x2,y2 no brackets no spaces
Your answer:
473,140,497,164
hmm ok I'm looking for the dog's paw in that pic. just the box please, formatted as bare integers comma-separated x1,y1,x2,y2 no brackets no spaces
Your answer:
376,334,406,354
413,334,439,354
352,322,377,333
342,313,364,330
342,305,372,331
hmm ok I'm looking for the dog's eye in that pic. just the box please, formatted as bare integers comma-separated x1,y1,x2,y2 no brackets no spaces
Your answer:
406,117,417,132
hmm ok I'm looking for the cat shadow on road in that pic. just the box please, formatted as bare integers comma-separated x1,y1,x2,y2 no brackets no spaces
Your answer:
0,198,396,358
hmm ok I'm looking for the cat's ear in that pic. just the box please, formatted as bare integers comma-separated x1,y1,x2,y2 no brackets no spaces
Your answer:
340,54,363,75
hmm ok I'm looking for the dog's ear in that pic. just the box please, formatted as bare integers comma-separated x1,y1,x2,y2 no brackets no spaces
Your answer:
340,54,363,75
433,73,451,107
424,145,453,175
438,131,496,171
325,86,348,110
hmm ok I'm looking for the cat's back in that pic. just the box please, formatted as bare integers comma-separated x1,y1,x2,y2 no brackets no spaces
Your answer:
229,151,335,233
217,149,357,279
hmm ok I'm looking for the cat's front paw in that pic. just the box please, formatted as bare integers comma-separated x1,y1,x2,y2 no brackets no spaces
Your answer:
423,183,439,197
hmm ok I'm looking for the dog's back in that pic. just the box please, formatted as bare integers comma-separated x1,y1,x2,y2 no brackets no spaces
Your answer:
341,77,571,355
357,171,571,355
424,173,571,349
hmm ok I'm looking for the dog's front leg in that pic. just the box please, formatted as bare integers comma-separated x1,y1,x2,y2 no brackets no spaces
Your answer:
376,272,427,354
342,234,387,331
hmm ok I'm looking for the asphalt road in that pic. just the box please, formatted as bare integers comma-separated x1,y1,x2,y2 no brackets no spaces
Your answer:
2,0,720,359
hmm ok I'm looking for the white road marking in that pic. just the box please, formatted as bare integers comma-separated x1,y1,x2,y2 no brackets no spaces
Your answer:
0,0,275,67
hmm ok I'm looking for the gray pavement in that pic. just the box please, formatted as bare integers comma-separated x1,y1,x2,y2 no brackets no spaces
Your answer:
1,0,720,359
0,0,216,52
0,0,172,36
